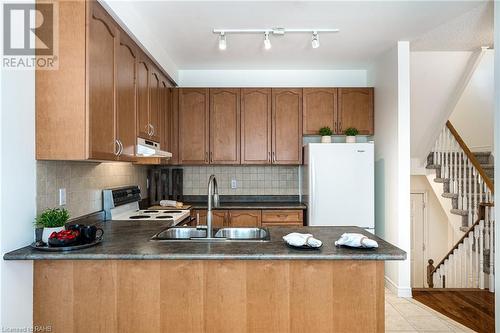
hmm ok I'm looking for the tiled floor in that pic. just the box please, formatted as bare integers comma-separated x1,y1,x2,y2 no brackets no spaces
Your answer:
385,288,475,332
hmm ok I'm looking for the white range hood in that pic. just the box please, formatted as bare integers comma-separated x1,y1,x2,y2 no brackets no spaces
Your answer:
136,138,172,158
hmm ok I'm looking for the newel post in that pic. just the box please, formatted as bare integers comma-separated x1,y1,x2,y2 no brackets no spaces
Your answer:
427,259,435,288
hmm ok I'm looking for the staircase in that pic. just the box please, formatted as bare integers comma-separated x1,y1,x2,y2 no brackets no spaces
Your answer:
425,121,495,291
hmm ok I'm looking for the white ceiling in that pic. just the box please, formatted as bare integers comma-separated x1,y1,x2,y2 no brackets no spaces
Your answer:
123,0,492,70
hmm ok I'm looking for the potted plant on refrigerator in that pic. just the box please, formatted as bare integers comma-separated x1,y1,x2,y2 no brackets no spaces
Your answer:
344,127,359,143
318,126,333,143
35,208,70,243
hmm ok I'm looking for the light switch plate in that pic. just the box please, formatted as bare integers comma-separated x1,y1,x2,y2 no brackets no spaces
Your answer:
59,188,66,206
231,179,237,189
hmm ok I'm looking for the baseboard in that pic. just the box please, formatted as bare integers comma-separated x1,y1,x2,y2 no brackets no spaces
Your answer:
470,145,493,153
385,276,413,298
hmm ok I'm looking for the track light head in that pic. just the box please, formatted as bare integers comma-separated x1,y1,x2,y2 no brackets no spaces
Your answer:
312,32,320,49
219,32,227,50
264,32,271,50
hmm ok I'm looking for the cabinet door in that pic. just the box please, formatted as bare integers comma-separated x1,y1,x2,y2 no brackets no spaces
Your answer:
169,88,179,165
160,78,172,152
192,209,225,228
337,88,374,135
209,89,240,164
303,88,337,135
116,33,137,160
241,88,272,164
228,210,261,227
137,58,150,139
178,88,209,164
149,70,161,142
88,3,117,160
272,89,303,165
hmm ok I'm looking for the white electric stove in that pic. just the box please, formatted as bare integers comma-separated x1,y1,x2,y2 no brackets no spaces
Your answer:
103,186,190,224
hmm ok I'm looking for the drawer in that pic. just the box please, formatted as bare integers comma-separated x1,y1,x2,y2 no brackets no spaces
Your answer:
262,210,303,223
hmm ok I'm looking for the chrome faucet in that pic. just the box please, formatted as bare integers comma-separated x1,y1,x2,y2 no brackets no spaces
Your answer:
206,174,219,238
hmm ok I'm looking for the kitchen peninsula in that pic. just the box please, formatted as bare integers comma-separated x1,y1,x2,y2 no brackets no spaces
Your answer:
5,220,405,333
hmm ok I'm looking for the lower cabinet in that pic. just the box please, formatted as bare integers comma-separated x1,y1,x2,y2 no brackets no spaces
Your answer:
190,209,303,227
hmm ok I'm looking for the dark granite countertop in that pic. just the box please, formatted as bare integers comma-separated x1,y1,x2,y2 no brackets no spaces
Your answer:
4,222,405,261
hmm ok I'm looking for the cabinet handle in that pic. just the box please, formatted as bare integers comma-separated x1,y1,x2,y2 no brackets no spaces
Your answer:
210,151,213,163
205,152,208,163
334,121,337,134
339,121,342,133
151,125,155,136
114,140,120,156
118,140,123,156
268,152,271,162
272,151,276,163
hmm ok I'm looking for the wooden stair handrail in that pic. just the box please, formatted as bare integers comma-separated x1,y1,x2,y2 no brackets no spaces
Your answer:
430,202,493,276
446,121,494,194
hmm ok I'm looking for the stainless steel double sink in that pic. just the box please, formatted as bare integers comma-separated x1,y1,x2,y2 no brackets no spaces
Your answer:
151,226,270,242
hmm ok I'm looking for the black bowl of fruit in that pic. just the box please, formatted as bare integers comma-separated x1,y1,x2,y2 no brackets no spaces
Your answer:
48,229,80,247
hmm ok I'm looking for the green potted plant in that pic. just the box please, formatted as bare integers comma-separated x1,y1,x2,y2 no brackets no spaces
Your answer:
35,208,70,243
318,126,333,143
344,127,359,143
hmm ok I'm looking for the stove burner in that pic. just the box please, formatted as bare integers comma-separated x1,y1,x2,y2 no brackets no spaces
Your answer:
129,215,152,219
143,210,159,213
155,215,174,219
160,210,183,213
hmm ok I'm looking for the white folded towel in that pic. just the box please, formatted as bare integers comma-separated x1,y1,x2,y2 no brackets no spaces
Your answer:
283,233,322,248
160,200,179,207
335,233,378,248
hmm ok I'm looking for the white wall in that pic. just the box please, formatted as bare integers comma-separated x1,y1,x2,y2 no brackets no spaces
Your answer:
0,68,35,328
371,42,411,297
449,50,494,152
178,69,368,87
101,0,179,83
410,51,474,161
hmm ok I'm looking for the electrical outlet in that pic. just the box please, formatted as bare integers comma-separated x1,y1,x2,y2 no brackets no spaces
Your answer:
59,188,67,206
231,179,237,189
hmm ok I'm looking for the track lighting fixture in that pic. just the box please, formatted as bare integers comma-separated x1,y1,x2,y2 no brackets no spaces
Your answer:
312,32,320,49
263,32,271,50
218,32,226,50
213,28,338,50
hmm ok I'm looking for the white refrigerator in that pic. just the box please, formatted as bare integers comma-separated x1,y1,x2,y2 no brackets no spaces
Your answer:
301,143,374,233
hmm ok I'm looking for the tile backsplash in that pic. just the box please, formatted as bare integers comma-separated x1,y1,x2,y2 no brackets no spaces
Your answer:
37,161,148,218
180,166,299,196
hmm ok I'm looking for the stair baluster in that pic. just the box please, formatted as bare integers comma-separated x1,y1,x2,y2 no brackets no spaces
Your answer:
479,220,485,289
468,160,473,227
490,213,495,292
468,231,474,287
458,151,463,210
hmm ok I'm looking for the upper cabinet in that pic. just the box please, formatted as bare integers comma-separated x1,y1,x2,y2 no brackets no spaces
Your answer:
36,1,174,162
160,78,172,153
88,3,118,160
209,89,240,164
178,88,210,164
116,33,138,160
337,88,374,135
272,89,303,164
241,89,272,164
302,87,374,135
302,88,337,135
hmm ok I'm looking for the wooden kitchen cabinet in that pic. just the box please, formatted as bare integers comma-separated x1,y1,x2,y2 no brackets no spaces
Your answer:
190,209,225,227
116,33,138,160
160,78,172,153
337,88,374,135
261,210,303,227
88,2,118,160
178,89,210,164
209,89,240,164
241,88,272,164
272,89,303,164
227,210,261,227
149,70,161,142
302,88,337,135
36,1,175,161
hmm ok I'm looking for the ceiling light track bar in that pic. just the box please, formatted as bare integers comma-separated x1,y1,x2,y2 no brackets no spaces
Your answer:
213,28,339,34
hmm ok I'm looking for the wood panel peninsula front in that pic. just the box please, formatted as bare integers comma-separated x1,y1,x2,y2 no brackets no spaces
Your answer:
5,222,405,333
